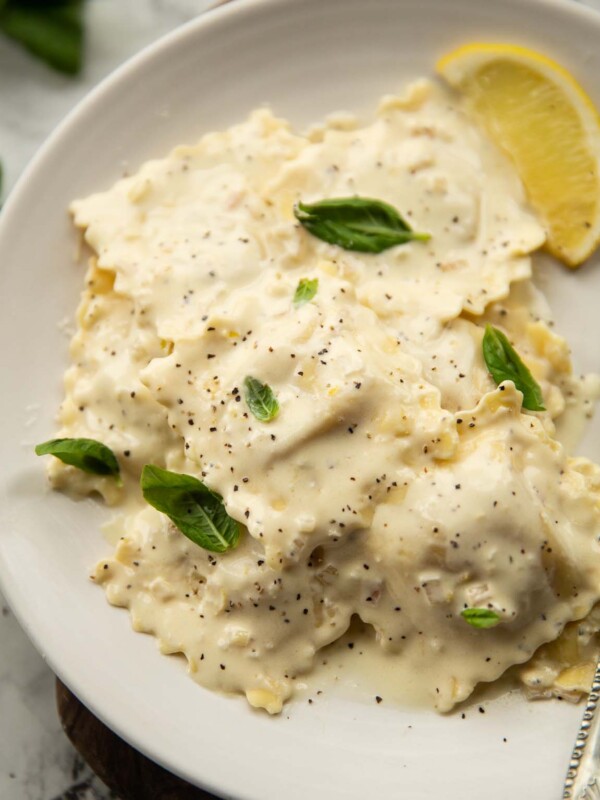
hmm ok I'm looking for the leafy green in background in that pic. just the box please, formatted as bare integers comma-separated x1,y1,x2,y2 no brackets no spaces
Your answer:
0,1,85,201
0,0,85,75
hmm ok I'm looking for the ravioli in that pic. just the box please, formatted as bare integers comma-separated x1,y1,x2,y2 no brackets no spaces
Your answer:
45,78,600,714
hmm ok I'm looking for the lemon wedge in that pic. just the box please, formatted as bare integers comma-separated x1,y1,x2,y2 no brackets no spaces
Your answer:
437,43,600,267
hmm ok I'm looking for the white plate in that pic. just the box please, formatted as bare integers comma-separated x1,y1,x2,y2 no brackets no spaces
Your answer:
2,0,600,797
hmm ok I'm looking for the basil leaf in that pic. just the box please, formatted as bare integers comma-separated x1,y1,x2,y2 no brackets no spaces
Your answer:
294,196,430,253
461,608,500,629
244,376,279,422
0,0,85,75
482,325,545,411
35,437,122,484
140,465,241,553
293,277,318,308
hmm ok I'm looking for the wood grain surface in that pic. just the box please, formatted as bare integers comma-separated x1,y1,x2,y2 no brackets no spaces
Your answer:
56,679,218,800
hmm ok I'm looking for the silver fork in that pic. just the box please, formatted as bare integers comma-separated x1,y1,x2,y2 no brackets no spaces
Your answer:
563,660,600,798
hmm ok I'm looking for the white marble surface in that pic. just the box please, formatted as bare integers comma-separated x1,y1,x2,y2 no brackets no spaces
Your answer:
0,4,212,798
2,0,600,798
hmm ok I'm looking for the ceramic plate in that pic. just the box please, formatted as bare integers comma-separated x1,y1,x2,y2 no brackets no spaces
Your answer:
1,0,600,796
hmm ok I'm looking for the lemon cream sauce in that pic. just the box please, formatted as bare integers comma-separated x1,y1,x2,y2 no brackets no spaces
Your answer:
48,79,600,713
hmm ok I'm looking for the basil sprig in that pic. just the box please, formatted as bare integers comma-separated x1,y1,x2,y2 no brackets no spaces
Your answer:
293,277,318,308
35,437,122,484
243,376,279,422
141,465,242,553
294,196,430,253
461,608,500,629
0,0,85,75
482,325,545,411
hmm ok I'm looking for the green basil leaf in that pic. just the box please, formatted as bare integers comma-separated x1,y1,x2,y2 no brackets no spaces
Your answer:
244,376,279,422
293,277,318,308
141,465,241,553
482,325,545,411
0,0,84,75
35,437,122,484
461,608,501,629
294,196,430,253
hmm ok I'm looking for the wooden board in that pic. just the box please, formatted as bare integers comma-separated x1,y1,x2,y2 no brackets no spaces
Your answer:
56,679,217,799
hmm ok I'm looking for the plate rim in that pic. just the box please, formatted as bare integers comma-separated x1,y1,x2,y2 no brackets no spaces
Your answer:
2,0,600,796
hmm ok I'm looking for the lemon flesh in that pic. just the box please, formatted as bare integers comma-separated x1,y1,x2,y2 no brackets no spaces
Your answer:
437,43,600,267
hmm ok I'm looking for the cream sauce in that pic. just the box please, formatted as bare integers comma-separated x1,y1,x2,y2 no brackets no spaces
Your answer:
46,78,600,714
